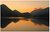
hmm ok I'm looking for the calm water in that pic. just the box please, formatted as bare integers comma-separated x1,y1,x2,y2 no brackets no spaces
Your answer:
1,17,49,31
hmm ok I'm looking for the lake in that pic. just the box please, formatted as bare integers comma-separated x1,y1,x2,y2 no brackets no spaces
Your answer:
1,17,49,31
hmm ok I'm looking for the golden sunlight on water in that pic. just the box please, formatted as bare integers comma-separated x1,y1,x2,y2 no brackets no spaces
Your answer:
1,19,48,31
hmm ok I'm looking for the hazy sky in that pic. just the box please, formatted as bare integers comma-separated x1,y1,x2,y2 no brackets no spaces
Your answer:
0,0,49,1
0,1,49,13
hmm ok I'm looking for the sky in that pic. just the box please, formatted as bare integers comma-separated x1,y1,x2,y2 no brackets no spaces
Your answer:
0,0,49,31
0,0,49,1
0,1,49,13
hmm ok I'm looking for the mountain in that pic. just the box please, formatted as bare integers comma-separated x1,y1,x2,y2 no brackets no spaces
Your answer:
31,7,49,26
22,12,31,18
1,4,49,28
12,10,22,17
1,4,12,17
1,4,21,28
1,4,22,17
31,7,49,17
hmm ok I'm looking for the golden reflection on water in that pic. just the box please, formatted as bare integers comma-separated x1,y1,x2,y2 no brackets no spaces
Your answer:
1,19,48,31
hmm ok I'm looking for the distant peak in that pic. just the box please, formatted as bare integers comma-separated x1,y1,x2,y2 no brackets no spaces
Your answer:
13,10,20,12
1,4,6,6
1,4,9,8
13,10,17,11
1,4,12,11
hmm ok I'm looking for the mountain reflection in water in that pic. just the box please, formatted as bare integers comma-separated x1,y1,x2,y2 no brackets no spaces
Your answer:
1,17,48,29
1,18,48,31
1,17,31,28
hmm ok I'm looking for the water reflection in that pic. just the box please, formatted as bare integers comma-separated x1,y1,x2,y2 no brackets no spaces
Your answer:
1,17,49,28
31,17,49,26
1,19,48,31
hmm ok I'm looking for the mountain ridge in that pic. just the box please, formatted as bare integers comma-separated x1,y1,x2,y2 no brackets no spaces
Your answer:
1,4,49,28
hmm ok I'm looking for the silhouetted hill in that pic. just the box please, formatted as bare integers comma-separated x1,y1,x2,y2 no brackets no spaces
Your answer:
1,4,49,28
1,4,12,17
1,4,22,17
31,7,49,17
12,10,22,17
31,7,49,26
1,4,21,28
22,12,31,18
